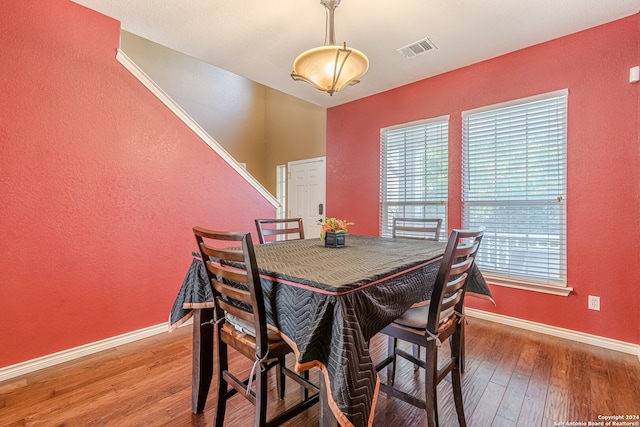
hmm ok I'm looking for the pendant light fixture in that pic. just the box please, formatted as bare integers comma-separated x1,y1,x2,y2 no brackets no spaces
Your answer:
291,0,369,96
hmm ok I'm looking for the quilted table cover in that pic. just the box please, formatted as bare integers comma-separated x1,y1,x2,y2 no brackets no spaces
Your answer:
170,235,493,426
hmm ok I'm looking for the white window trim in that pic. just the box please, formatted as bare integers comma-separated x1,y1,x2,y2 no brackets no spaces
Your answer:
485,273,573,296
462,89,569,117
380,115,450,133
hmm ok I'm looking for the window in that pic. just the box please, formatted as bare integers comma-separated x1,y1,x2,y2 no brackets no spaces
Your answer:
380,117,449,239
462,90,567,289
276,165,286,219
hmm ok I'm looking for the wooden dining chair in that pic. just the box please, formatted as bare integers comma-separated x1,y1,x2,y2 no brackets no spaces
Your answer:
193,227,319,427
392,217,443,241
392,217,444,366
375,227,485,427
255,219,311,396
255,218,305,244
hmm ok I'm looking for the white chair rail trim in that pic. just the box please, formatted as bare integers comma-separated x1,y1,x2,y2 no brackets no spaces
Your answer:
115,49,278,209
466,308,640,362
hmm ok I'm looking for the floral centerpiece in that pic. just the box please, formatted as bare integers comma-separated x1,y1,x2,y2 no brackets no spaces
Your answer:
317,217,354,247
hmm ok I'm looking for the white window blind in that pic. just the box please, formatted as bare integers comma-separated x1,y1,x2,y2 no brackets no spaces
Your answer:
462,90,567,286
381,117,448,238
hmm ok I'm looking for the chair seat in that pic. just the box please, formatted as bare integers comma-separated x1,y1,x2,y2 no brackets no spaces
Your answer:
393,304,454,330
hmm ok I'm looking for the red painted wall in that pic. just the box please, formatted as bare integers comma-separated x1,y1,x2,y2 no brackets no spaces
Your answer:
0,1,274,368
327,15,640,345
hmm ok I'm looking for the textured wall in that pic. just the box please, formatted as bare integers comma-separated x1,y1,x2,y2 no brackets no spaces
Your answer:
327,14,640,344
120,31,326,196
264,89,326,193
0,1,275,367
120,31,269,185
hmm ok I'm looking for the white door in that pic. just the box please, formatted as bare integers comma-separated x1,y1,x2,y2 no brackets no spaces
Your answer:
288,157,326,239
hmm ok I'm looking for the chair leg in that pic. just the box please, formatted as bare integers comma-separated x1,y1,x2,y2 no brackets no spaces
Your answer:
277,356,286,399
387,336,398,386
460,320,466,373
451,365,466,427
449,320,466,373
214,340,229,427
451,330,467,427
301,370,310,400
255,362,269,427
424,340,438,427
413,344,421,371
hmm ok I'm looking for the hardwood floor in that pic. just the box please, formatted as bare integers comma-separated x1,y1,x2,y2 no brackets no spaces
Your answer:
1,317,639,426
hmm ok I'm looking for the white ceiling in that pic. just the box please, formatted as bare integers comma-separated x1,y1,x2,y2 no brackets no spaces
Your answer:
72,0,639,109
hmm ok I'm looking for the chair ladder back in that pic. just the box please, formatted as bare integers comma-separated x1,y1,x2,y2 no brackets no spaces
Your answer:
452,241,479,260
210,275,251,305
206,258,251,286
198,242,246,263
440,275,467,310
449,258,474,278
192,226,320,426
216,298,254,325
193,227,269,355
449,230,483,315
427,228,484,333
392,217,443,241
255,218,304,244
425,231,458,333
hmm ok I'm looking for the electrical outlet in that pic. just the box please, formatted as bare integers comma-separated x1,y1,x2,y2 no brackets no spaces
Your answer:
588,295,600,311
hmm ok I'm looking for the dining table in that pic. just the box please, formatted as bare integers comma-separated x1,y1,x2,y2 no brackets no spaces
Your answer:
169,234,493,427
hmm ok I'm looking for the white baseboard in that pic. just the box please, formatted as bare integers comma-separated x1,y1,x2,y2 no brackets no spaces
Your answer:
0,321,189,383
2,311,637,384
466,308,640,362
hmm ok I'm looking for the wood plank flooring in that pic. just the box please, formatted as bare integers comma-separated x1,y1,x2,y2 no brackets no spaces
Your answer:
1,317,639,426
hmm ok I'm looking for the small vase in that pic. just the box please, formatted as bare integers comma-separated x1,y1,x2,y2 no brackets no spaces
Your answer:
324,231,346,248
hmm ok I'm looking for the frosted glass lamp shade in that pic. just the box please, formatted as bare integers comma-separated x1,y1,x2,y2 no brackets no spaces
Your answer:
291,43,369,96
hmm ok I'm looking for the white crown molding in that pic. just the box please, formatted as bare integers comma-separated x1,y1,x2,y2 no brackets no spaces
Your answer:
466,308,640,362
115,49,278,208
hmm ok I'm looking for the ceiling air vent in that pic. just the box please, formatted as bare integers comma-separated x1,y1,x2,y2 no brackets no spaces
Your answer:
397,38,437,58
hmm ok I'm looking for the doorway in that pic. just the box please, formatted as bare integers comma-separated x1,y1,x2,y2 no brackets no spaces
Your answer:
288,157,326,239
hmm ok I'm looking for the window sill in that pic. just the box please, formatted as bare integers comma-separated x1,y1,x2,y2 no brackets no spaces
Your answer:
484,274,573,296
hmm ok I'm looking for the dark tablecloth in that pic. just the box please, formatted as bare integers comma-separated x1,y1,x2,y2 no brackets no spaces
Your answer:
169,235,493,426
